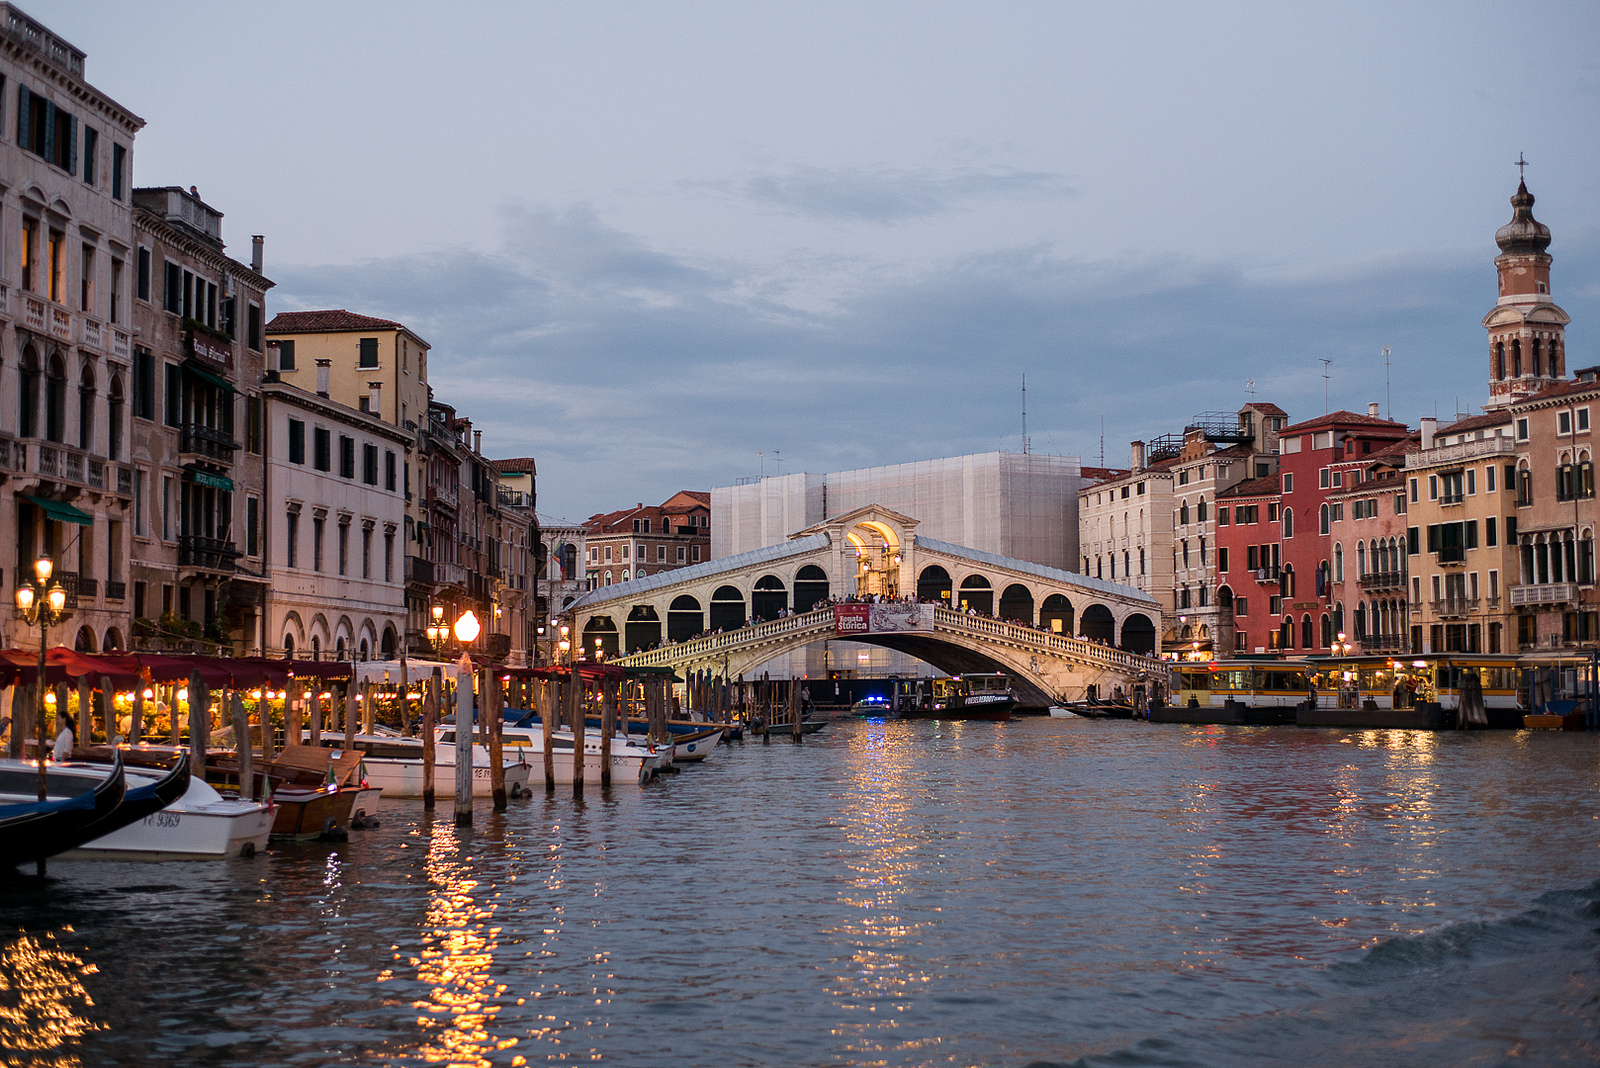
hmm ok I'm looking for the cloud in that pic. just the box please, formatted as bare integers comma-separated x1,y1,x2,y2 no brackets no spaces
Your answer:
693,164,1074,223
270,209,1600,520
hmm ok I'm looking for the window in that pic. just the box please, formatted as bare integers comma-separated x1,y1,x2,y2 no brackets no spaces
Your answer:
136,246,152,303
288,419,306,464
313,517,325,571
277,339,296,371
286,512,299,568
384,530,395,582
338,521,349,575
247,303,261,351
677,546,686,564
1217,506,1229,526
1283,508,1293,538
1560,411,1573,435
1218,547,1229,573
161,476,173,540
1516,417,1529,441
1486,465,1496,493
132,348,155,420
246,497,259,556
246,396,261,454
1284,473,1294,492
109,256,122,323
1466,469,1476,495
339,436,355,479
313,427,331,471
358,338,379,368
385,451,397,492
363,443,379,485
1487,516,1498,547
163,364,181,427
1581,409,1591,432
111,143,125,200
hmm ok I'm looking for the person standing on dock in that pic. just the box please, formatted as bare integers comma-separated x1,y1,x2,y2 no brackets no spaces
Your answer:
53,712,76,760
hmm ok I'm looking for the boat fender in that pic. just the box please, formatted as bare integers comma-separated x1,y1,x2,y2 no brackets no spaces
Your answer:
319,816,349,842
239,842,257,859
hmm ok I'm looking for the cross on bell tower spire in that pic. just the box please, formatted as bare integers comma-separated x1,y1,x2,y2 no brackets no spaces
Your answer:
1516,152,1528,181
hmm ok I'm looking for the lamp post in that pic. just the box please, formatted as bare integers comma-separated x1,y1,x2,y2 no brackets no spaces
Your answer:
558,624,571,665
426,604,451,656
15,555,69,802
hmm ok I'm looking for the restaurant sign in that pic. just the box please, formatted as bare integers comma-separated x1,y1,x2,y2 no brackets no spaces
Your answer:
834,603,933,636
187,328,232,368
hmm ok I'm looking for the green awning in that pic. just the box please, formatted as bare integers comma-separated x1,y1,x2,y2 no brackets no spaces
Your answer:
21,494,92,526
185,362,239,395
188,470,235,491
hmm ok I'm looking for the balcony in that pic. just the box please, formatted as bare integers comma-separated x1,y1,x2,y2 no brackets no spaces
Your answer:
22,294,45,333
1359,570,1405,590
406,556,434,586
111,329,130,362
1429,597,1478,619
104,580,126,601
77,577,98,600
50,304,70,341
497,487,533,509
80,316,104,353
179,423,239,462
1439,493,1465,506
1254,567,1280,584
178,535,239,573
1509,582,1579,607
1436,546,1466,565
1406,436,1515,467
436,561,467,588
20,441,133,497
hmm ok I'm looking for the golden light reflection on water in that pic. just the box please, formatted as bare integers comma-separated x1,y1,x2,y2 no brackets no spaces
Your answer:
824,722,939,1057
402,823,522,1068
0,931,103,1068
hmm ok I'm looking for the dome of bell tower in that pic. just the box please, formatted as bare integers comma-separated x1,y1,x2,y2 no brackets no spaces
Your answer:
1494,180,1551,257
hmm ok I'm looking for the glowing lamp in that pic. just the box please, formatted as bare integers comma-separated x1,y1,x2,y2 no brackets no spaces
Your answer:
14,586,34,613
454,611,481,643
32,556,52,584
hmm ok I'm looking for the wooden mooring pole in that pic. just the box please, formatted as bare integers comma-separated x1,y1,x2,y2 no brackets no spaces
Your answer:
421,671,438,809
487,668,506,811
571,665,585,796
454,654,473,825
541,678,555,792
600,677,615,789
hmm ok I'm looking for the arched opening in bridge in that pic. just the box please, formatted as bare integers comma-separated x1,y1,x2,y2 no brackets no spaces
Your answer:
1121,613,1156,655
583,616,619,659
709,586,745,632
626,604,662,652
846,520,901,598
667,596,703,642
794,565,829,612
917,565,952,605
1080,604,1115,644
958,574,993,615
752,575,787,621
1039,594,1073,634
998,583,1033,623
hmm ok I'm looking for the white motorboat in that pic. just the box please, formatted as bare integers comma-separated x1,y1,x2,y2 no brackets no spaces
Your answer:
324,734,531,799
478,725,664,785
668,727,723,762
61,768,272,861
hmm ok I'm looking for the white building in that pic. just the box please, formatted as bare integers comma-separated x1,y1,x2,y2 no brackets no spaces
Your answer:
260,377,409,661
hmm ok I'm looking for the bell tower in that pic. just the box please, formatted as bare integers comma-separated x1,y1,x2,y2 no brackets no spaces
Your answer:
1484,168,1570,409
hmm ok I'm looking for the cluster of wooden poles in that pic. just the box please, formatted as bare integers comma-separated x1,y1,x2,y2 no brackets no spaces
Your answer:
683,669,808,744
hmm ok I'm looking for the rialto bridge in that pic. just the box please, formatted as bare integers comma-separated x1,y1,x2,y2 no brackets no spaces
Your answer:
565,505,1166,706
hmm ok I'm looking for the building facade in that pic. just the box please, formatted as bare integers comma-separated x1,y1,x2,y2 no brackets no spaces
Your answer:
0,8,142,652
127,186,272,653
259,377,409,661
1323,431,1415,655
585,491,711,588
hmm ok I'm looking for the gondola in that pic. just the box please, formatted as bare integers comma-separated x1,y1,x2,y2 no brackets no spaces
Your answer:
0,754,129,870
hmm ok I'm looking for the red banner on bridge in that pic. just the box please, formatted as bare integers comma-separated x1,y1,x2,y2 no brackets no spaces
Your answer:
833,603,932,636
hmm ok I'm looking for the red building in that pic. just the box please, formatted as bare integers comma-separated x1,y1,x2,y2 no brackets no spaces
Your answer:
1215,475,1283,653
584,490,711,588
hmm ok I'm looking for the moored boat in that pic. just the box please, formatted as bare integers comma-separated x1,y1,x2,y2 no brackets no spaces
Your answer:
462,725,662,785
63,767,272,861
323,733,531,799
0,755,129,870
893,674,1015,721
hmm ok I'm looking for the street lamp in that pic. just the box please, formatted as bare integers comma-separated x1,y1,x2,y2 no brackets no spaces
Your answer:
453,609,481,645
426,604,451,655
558,623,571,664
16,555,69,801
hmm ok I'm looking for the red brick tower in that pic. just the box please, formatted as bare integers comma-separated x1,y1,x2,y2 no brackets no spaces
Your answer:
1484,174,1570,408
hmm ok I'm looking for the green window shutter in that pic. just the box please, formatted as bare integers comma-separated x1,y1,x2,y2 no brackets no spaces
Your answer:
65,114,76,175
41,99,54,166
16,85,28,148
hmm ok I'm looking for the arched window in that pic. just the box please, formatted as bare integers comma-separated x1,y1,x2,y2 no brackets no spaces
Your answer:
1139,547,1146,575
1356,540,1366,577
1281,616,1294,650
1197,498,1208,523
1582,528,1596,585
45,354,65,443
1283,508,1293,538
18,348,38,438
1179,500,1189,525
1354,601,1367,639
1512,338,1523,377
1532,338,1543,377
1334,542,1344,582
1321,614,1332,648
1495,341,1505,380
1302,614,1314,649
1319,503,1329,535
78,364,95,450
108,374,124,460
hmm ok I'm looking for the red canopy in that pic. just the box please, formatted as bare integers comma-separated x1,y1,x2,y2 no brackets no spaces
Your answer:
0,648,109,686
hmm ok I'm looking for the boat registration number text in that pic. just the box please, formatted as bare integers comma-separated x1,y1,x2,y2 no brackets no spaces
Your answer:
144,812,182,829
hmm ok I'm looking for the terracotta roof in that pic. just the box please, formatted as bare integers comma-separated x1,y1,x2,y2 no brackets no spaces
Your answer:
1217,474,1283,500
1515,379,1600,406
1247,402,1289,418
1439,412,1511,435
1280,409,1408,434
1207,444,1255,459
266,309,406,334
491,457,538,474
1079,466,1131,481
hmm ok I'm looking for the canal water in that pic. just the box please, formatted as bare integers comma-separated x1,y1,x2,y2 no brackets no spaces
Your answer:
2,717,1598,1067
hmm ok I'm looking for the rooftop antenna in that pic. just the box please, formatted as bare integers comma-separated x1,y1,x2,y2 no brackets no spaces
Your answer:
1020,373,1030,455
1320,359,1332,413
1098,415,1104,468
1383,347,1391,420
758,449,764,479
774,450,781,477
1245,377,1256,401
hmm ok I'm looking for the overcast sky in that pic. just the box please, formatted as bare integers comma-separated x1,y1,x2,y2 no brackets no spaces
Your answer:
33,1,1600,519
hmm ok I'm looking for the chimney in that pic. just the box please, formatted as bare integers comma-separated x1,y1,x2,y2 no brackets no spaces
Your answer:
473,429,482,454
1420,417,1437,450
251,235,264,274
1131,441,1145,473
316,359,330,397
1368,402,1381,417
368,381,382,418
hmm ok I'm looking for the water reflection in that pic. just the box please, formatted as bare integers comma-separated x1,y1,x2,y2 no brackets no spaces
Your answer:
826,722,937,1058
406,822,519,1067
0,931,102,1068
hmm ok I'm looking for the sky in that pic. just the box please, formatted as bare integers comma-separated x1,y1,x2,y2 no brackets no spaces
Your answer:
31,1,1600,520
